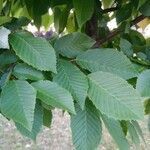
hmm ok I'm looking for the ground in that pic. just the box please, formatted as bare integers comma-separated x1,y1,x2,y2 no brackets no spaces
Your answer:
0,109,149,150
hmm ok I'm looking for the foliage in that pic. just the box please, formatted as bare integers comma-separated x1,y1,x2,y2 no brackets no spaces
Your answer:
0,0,150,149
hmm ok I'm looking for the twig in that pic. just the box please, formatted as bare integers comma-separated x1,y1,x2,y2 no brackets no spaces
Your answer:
103,7,118,13
93,29,120,48
93,15,146,48
131,15,146,26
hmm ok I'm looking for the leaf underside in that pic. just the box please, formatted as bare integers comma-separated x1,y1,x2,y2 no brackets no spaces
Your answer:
1,80,36,130
71,100,102,150
76,48,138,80
9,31,57,72
32,80,76,114
88,71,144,120
53,59,88,109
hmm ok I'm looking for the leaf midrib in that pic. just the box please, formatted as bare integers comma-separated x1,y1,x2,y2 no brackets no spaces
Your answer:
77,58,137,77
36,85,70,110
89,77,140,118
13,34,43,66
60,62,78,99
14,81,29,126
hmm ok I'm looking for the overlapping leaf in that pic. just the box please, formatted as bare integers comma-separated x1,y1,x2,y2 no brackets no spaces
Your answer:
0,17,12,26
131,120,146,144
71,100,102,150
116,3,133,24
25,0,50,27
136,70,150,97
0,0,3,13
73,0,94,28
76,48,138,79
88,71,144,120
32,80,75,114
0,80,36,130
5,17,31,31
0,66,13,89
139,0,150,16
144,99,150,114
53,59,88,109
120,38,133,57
15,102,43,140
127,121,140,147
53,4,70,33
54,32,95,58
101,115,130,150
13,63,45,81
43,108,52,127
9,31,57,72
0,51,18,66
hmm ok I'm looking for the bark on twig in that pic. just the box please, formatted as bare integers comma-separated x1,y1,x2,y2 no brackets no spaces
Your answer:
93,15,146,48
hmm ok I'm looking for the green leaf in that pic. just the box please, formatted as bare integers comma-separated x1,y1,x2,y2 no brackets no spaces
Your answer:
41,13,53,30
15,102,43,140
128,30,146,47
0,66,13,89
0,16,12,26
41,101,54,110
73,0,94,28
66,13,77,33
102,0,113,9
43,108,52,127
120,38,133,57
10,1,30,19
88,71,144,120
0,27,11,49
76,48,138,80
136,52,147,61
0,80,36,130
139,0,150,16
25,0,50,27
144,99,150,114
0,51,18,66
71,100,102,150
136,70,150,98
53,4,70,33
116,3,133,24
31,80,75,114
127,122,140,147
9,31,57,72
53,59,88,109
137,0,147,9
25,0,50,17
4,17,31,31
13,63,45,81
0,0,3,13
2,0,11,16
54,32,95,58
101,115,130,150
50,0,71,7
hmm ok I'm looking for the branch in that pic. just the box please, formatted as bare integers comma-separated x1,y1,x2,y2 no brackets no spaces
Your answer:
103,7,118,13
131,15,146,26
93,15,146,48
